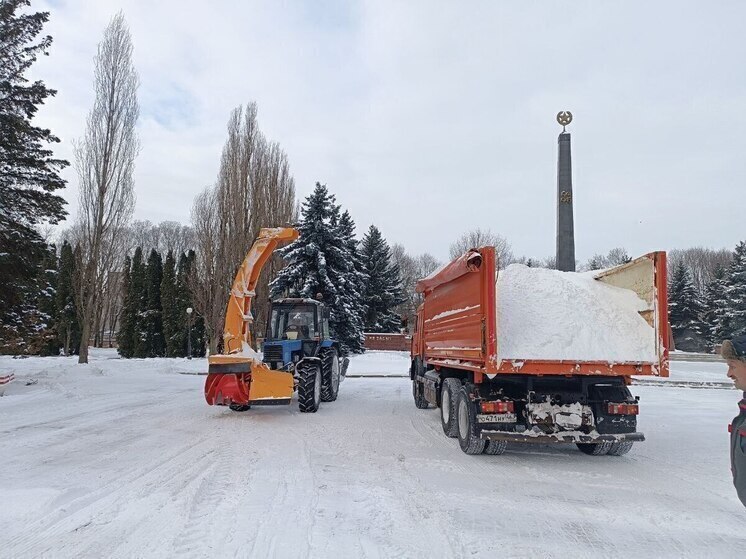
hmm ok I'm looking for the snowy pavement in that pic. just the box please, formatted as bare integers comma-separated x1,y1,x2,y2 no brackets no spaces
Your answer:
1,350,745,558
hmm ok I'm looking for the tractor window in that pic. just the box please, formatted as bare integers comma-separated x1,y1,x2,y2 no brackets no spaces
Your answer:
269,305,317,340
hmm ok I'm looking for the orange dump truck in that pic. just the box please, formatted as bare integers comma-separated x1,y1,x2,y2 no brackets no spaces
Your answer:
410,247,669,456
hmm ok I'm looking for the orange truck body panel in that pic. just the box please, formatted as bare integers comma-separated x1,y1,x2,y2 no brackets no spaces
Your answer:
413,248,669,381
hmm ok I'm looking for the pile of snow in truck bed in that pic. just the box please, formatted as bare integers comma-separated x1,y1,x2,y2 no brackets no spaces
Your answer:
497,264,657,362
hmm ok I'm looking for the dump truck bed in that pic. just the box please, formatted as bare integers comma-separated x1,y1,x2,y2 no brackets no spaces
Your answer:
413,248,669,379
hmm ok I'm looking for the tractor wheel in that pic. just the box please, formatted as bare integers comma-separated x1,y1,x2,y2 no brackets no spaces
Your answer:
298,361,322,413
456,384,486,455
229,403,251,412
440,378,461,438
576,441,613,456
412,379,429,409
320,348,341,402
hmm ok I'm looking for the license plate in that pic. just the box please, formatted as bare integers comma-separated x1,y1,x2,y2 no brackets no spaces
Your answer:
477,413,516,423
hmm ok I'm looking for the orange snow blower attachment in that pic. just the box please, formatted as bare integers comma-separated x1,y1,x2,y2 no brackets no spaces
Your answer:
204,227,299,408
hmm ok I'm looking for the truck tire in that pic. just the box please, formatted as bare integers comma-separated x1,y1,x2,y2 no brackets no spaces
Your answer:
576,441,613,456
229,403,251,412
320,348,340,402
607,441,634,456
440,378,461,438
483,439,508,455
412,379,429,409
456,384,486,455
298,361,322,413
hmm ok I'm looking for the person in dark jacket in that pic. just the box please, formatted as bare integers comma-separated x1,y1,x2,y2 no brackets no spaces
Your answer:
721,335,746,507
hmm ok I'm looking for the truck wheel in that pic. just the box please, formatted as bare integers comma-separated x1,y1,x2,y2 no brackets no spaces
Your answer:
456,384,486,455
576,442,613,456
298,361,322,413
440,378,461,438
412,379,429,409
483,439,507,455
607,441,634,456
229,403,251,412
320,348,340,402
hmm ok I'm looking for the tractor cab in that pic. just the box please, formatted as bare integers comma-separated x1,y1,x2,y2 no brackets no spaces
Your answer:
263,298,331,371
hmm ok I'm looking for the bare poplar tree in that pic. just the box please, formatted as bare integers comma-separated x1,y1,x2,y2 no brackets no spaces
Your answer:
450,228,514,268
667,247,733,294
190,103,296,353
392,245,442,331
73,12,139,363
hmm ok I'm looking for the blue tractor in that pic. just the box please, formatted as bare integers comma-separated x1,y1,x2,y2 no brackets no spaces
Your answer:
262,298,349,412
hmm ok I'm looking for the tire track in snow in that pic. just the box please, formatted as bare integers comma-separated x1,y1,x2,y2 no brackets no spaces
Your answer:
4,436,215,556
171,448,235,558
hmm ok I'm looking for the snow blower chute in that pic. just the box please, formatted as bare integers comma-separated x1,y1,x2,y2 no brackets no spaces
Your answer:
204,227,348,413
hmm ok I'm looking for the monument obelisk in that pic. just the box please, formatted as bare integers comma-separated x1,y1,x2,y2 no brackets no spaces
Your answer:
555,111,575,272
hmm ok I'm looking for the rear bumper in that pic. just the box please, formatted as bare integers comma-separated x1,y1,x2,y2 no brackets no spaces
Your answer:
480,429,645,444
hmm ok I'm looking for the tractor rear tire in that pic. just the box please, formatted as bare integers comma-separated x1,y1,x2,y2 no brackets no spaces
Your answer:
320,348,341,402
298,361,322,413
440,378,461,438
456,384,486,455
576,441,613,456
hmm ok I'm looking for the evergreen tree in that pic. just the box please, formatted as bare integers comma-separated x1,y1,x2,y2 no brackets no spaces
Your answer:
668,261,706,352
270,183,363,354
0,1,68,332
161,251,180,356
33,245,59,355
722,241,746,338
702,266,729,350
335,210,366,353
178,250,205,357
56,241,80,355
141,249,164,357
360,225,404,333
119,247,146,357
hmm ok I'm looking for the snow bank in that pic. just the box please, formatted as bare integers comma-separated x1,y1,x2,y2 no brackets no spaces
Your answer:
497,264,657,362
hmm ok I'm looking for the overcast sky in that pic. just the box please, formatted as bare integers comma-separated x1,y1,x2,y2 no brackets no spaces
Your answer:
33,0,745,263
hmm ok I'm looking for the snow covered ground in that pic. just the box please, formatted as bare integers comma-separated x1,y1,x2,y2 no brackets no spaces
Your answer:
1,349,744,558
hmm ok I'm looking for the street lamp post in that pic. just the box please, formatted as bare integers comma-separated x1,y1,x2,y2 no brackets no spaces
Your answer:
186,307,193,360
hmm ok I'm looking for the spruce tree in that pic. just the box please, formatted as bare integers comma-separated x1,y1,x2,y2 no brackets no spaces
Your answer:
120,247,146,357
668,261,706,352
722,241,746,338
360,225,404,333
0,1,68,331
335,210,366,353
33,245,59,355
56,241,79,355
141,250,164,357
161,251,180,357
702,266,729,350
179,250,205,357
270,183,363,354
271,183,341,299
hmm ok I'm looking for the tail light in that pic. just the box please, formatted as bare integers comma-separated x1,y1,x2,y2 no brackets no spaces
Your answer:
481,400,514,414
607,403,639,415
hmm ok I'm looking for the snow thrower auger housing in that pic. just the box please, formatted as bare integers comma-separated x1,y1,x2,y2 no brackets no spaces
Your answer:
204,227,348,413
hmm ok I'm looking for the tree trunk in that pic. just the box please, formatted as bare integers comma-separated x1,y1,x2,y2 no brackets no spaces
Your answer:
78,318,91,363
63,329,70,356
